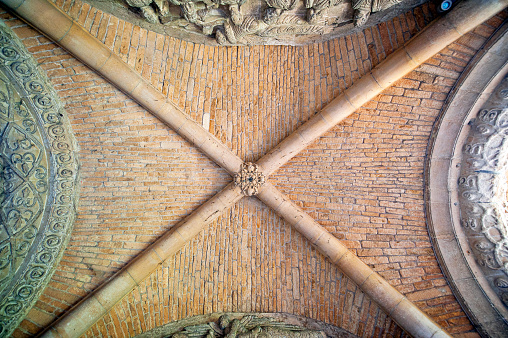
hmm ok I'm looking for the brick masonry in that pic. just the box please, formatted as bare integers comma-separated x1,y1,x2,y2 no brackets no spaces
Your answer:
2,0,506,336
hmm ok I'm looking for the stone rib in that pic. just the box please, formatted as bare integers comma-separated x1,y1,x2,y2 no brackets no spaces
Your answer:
1,0,505,337
44,183,243,337
257,183,451,338
0,0,244,176
255,0,508,176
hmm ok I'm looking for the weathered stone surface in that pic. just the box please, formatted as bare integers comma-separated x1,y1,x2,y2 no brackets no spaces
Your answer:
134,313,357,338
459,75,508,308
82,0,426,45
0,20,79,337
426,22,508,337
234,162,265,196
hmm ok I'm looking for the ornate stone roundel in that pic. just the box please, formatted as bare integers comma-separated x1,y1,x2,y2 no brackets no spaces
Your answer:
234,162,265,196
458,76,508,308
0,21,79,336
426,24,508,337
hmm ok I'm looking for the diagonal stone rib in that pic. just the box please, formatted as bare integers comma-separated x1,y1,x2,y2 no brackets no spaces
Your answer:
257,183,451,338
2,1,505,338
256,0,508,177
0,2,249,335
0,0,244,176
41,183,243,337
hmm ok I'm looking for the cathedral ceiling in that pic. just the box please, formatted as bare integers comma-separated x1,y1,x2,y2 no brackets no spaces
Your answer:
0,0,506,337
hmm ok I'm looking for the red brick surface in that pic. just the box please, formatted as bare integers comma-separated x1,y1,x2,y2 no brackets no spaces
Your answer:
3,1,506,336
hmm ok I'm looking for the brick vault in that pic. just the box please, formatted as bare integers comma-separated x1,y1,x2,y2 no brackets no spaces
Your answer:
0,0,507,337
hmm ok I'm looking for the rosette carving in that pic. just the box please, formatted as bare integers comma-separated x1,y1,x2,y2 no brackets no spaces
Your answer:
234,162,265,196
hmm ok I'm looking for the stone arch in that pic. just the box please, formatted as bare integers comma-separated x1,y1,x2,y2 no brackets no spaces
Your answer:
425,22,508,337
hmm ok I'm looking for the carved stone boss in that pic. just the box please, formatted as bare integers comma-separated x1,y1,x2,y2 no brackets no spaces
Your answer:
234,162,265,196
458,75,508,308
0,21,79,336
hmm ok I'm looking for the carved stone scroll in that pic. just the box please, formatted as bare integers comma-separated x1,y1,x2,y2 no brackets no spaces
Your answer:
234,162,265,196
0,21,79,337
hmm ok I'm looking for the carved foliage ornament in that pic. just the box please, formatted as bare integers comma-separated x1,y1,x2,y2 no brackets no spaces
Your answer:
121,0,409,45
234,162,265,196
171,314,327,337
0,21,79,336
458,75,508,308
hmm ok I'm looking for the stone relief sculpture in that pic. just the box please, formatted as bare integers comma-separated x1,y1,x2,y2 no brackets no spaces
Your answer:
126,0,170,23
171,314,327,337
0,21,79,337
134,313,356,338
118,0,417,45
351,0,403,26
263,0,299,24
459,75,508,308
216,16,268,44
211,0,246,25
304,0,344,24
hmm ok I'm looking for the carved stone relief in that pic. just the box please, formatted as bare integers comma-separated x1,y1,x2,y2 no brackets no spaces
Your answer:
426,24,508,337
459,75,508,308
83,0,426,45
171,314,326,337
234,162,265,196
0,21,79,337
134,313,358,338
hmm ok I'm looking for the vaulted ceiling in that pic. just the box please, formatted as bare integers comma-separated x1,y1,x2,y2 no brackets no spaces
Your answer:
0,0,507,337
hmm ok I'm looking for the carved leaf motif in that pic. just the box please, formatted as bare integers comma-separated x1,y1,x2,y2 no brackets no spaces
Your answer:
479,109,500,124
234,163,265,196
464,143,484,156
478,252,502,270
4,126,35,153
0,243,11,271
475,123,495,136
475,240,494,253
459,175,478,190
11,153,36,176
461,217,480,231
459,76,508,310
496,278,508,288
496,109,508,128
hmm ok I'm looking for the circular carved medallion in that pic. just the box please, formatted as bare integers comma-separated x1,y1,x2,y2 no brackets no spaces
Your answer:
0,21,79,336
458,76,508,307
426,24,508,337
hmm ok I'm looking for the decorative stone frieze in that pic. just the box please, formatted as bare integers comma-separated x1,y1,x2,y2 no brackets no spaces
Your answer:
234,162,265,196
134,313,357,338
172,314,326,337
459,76,508,307
0,21,79,337
83,0,425,45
